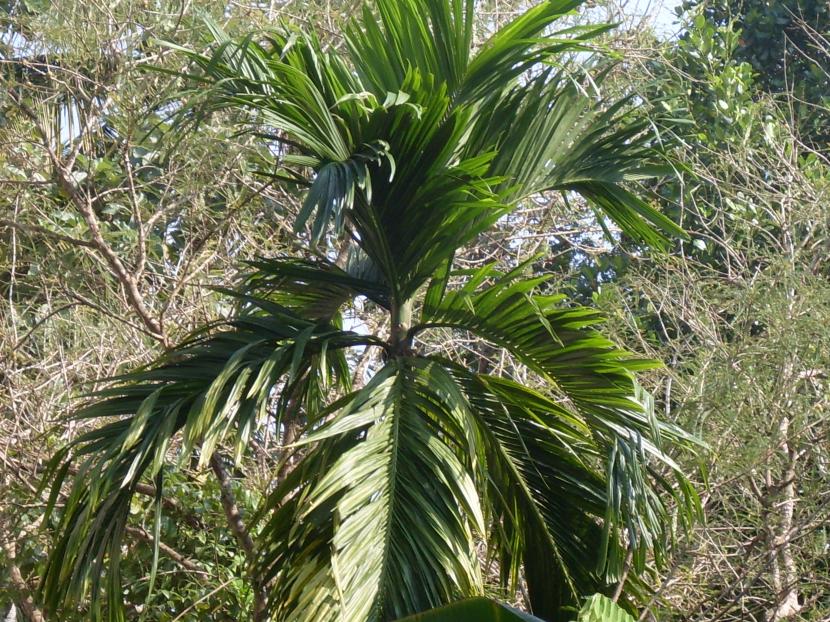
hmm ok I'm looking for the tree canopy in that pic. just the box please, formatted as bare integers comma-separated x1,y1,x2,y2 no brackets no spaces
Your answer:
2,0,828,621
37,1,697,620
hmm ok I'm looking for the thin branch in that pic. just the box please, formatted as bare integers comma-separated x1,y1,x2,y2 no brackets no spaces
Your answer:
209,453,267,620
2,540,45,622
8,91,167,344
125,526,205,574
0,218,97,249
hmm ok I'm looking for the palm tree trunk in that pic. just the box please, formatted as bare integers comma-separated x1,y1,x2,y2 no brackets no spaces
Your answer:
390,299,412,355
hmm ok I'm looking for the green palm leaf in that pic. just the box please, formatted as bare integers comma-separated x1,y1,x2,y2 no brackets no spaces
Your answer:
346,0,474,96
257,358,484,622
577,594,636,622
40,286,371,616
418,263,700,615
395,597,546,621
459,0,603,103
464,69,685,246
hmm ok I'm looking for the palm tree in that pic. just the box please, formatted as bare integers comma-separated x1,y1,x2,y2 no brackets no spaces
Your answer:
40,1,700,620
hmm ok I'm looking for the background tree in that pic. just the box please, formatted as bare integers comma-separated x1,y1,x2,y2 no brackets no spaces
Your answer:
584,4,830,620
7,0,830,621
680,0,830,147
1,0,357,619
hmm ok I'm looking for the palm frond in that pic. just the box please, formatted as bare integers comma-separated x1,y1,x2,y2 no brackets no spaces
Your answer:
345,0,474,97
451,368,608,617
417,263,701,615
443,363,693,619
163,21,400,244
257,357,484,622
465,69,684,247
164,27,350,160
40,290,372,617
459,0,602,103
240,255,392,316
418,262,652,430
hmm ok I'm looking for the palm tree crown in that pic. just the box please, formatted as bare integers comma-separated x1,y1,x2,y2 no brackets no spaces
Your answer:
41,1,699,621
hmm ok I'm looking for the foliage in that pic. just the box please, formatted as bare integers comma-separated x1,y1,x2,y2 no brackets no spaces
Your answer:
576,595,635,622
31,1,699,621
2,0,828,619
585,3,830,619
681,0,830,146
394,597,546,621
390,594,636,622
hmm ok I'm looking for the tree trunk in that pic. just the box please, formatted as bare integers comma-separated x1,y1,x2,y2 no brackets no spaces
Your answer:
770,416,801,621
